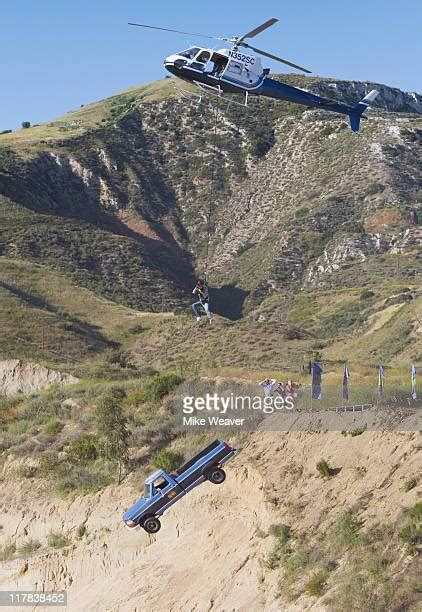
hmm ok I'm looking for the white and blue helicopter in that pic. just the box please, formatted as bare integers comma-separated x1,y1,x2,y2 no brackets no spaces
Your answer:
129,18,379,132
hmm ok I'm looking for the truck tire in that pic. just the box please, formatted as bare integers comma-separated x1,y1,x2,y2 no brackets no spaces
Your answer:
143,516,161,534
206,467,226,484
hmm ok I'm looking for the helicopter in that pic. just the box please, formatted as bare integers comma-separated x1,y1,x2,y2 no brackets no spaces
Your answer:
129,18,379,132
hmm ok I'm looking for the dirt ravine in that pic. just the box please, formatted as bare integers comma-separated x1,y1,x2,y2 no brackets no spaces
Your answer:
0,360,78,396
0,430,420,611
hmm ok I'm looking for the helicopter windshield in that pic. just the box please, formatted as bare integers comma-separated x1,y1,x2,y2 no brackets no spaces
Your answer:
178,47,200,59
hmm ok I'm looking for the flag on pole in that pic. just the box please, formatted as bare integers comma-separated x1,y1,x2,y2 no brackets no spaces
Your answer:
342,364,350,401
378,365,385,397
311,363,323,400
411,365,417,400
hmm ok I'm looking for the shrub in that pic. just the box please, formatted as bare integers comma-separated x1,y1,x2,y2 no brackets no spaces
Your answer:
331,511,362,548
0,129,12,134
127,387,147,408
269,523,291,544
56,470,113,497
20,539,41,555
349,427,366,437
284,326,302,340
43,419,64,436
282,546,310,578
95,387,129,480
262,544,283,570
331,564,392,611
153,448,184,472
2,543,16,560
295,207,310,219
67,434,98,464
408,501,422,521
105,349,135,369
237,242,254,256
21,121,31,129
360,289,375,300
16,465,37,478
365,182,385,196
398,524,422,546
47,532,69,549
316,459,332,478
77,524,87,539
404,478,417,492
140,373,182,402
8,420,31,435
399,502,422,547
305,570,328,597
38,451,62,476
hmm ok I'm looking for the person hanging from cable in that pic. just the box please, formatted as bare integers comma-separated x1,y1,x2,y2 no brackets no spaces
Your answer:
192,278,212,324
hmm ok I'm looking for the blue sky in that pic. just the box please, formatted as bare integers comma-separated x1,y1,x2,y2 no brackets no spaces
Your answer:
1,0,421,130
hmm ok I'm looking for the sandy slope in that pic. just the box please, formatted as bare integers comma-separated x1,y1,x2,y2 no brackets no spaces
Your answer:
0,428,420,612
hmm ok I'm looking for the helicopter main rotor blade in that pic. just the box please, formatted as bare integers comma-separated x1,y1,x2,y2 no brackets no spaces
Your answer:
244,43,312,73
236,18,279,43
128,22,221,40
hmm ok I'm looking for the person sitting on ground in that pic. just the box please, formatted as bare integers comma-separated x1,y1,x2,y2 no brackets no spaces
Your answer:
259,378,277,397
192,278,212,324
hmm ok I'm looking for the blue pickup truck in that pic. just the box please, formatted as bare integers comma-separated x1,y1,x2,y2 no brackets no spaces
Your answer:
123,440,237,533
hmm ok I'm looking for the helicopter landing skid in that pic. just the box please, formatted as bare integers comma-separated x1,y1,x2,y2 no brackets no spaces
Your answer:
193,81,251,109
174,85,203,105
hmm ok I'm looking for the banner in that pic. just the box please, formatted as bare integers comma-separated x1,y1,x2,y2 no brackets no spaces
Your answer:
411,365,417,400
311,363,323,400
342,364,350,401
378,365,385,397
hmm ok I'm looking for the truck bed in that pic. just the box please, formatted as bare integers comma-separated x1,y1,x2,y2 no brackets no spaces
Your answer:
173,440,221,476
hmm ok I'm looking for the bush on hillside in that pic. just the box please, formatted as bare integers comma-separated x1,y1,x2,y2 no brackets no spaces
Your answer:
268,523,291,544
305,570,329,597
331,511,363,548
140,373,182,402
19,539,41,555
67,434,98,464
153,448,184,473
47,532,69,549
316,459,332,478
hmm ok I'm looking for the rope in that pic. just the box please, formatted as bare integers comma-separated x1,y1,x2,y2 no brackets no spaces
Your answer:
203,94,220,282
201,94,273,281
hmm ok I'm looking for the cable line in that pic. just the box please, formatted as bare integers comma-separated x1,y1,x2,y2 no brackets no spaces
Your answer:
203,94,220,282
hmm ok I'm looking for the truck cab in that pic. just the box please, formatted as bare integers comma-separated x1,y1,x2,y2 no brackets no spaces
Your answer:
143,470,182,500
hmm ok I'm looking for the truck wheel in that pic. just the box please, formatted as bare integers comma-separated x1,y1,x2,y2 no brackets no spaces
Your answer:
143,517,161,534
207,467,226,484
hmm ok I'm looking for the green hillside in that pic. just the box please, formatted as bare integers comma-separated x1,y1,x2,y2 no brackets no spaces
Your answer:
0,74,421,370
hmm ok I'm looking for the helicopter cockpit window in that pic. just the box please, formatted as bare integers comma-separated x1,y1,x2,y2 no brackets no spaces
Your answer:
178,47,200,59
195,51,211,64
190,50,211,71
